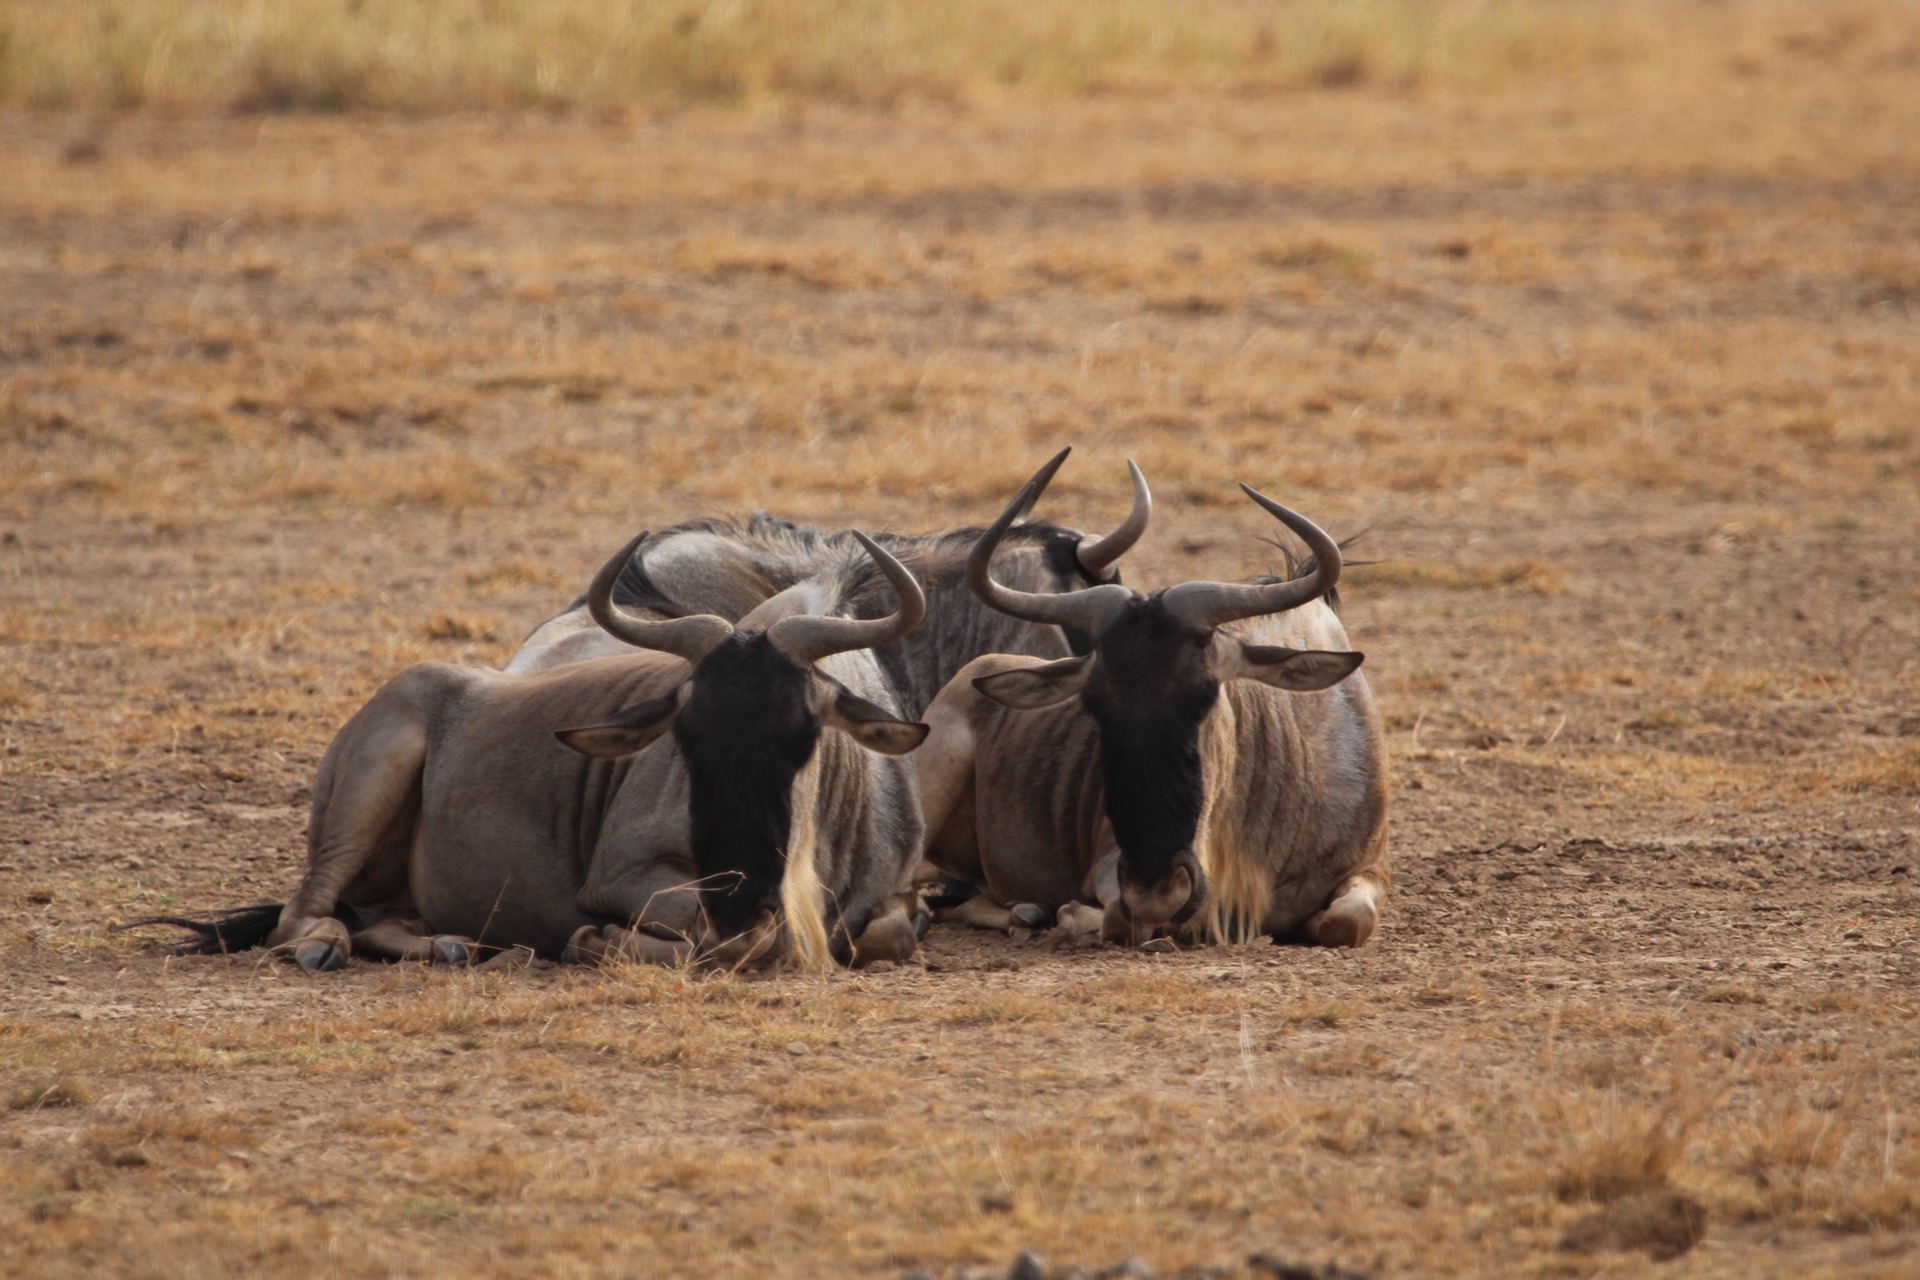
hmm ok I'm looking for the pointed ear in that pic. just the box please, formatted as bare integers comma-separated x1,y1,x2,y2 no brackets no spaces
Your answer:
970,655,1092,710
1223,642,1364,691
554,692,680,758
826,689,930,756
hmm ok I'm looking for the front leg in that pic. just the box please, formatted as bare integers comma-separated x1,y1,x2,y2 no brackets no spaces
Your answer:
933,893,1049,937
850,892,928,967
1299,869,1387,948
576,847,708,953
918,654,1055,885
563,923,694,967
350,915,482,966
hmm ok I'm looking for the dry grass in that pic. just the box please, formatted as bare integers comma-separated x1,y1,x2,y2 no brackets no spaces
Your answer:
1351,558,1565,595
3,967,1915,1276
1547,1090,1696,1204
1822,743,1920,795
0,0,1657,113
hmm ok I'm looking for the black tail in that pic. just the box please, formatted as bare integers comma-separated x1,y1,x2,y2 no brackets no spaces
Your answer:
116,904,285,956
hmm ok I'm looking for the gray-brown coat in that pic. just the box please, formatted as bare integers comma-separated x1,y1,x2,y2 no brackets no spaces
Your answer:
145,533,933,972
916,468,1389,948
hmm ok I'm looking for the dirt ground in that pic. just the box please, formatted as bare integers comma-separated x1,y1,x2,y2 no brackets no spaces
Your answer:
4,15,1920,1276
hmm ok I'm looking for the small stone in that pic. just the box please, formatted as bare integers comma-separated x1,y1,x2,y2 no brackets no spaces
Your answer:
124,855,145,870
29,1198,71,1223
784,1041,810,1056
1009,1250,1047,1280
49,975,68,985
978,1191,1015,1215
110,1148,151,1168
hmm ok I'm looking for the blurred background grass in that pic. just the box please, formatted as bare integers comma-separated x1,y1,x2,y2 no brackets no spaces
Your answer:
1,0,1650,113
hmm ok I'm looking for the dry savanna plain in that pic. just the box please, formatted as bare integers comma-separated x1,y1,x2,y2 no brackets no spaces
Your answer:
3,2,1919,1276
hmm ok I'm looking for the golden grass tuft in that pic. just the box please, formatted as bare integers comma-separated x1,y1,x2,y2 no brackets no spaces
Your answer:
1353,557,1566,594
7,1075,91,1111
422,610,500,643
1548,1092,1696,1205
0,668,37,716
87,1105,262,1157
1821,742,1920,794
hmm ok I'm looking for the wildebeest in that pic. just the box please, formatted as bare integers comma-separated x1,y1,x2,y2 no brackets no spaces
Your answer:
140,530,933,972
504,447,1149,720
915,461,1389,948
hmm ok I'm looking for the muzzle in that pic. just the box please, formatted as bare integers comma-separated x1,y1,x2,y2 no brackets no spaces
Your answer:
1105,849,1210,945
695,907,784,971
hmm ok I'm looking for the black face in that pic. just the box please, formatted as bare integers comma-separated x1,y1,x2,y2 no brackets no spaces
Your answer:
1078,597,1219,906
671,634,822,938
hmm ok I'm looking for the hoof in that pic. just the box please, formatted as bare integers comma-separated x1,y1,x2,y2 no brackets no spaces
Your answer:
1053,902,1105,949
431,936,472,967
1056,901,1102,930
910,908,931,942
1009,902,1049,930
852,905,921,967
478,945,537,973
293,938,346,972
1304,882,1380,948
561,925,603,967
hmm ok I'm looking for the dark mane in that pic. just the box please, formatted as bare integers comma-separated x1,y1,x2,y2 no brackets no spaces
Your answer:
586,512,1095,622
568,512,849,618
1253,528,1369,613
846,519,1095,612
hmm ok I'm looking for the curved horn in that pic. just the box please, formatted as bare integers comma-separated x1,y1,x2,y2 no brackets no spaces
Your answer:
1012,446,1072,523
587,531,735,663
1075,458,1152,576
1160,484,1343,630
767,531,926,665
967,470,1133,634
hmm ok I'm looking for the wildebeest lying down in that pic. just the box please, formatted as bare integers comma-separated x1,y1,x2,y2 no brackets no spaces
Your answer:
915,460,1389,948
499,446,1152,936
138,531,933,972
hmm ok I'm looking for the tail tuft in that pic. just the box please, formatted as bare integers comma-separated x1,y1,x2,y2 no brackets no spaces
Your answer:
116,904,284,956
